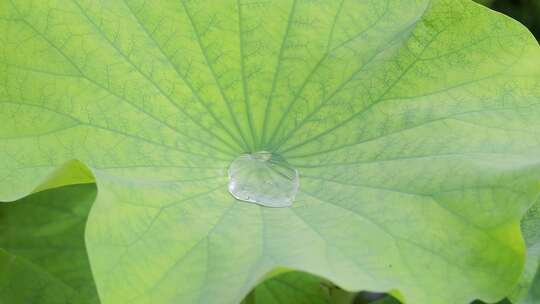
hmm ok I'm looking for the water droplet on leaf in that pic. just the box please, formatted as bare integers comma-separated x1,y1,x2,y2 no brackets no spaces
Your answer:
228,151,299,207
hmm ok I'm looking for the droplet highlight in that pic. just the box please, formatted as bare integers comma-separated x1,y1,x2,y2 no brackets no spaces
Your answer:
228,151,299,207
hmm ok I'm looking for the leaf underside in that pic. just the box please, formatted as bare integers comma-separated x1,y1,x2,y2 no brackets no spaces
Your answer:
1,0,540,303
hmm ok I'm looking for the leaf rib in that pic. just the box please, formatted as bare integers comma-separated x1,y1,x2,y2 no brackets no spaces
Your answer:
236,0,259,150
8,1,237,159
265,0,396,149
1,99,230,161
278,25,443,154
270,18,422,151
70,0,242,155
130,200,239,303
120,0,248,153
259,0,298,148
180,0,253,152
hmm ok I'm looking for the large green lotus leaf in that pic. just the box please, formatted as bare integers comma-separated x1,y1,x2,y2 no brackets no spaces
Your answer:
0,184,98,304
1,0,540,303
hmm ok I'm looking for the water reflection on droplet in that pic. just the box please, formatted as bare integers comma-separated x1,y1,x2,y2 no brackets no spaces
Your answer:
227,151,299,207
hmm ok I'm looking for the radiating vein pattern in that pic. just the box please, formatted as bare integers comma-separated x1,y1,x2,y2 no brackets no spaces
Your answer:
1,0,540,304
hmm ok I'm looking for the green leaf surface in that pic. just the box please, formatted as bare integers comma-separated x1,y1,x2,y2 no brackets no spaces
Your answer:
369,296,402,304
474,0,494,7
0,184,98,304
522,266,540,304
242,271,351,304
512,199,540,303
1,0,540,303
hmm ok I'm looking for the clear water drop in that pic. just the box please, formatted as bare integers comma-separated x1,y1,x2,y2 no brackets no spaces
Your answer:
228,151,299,207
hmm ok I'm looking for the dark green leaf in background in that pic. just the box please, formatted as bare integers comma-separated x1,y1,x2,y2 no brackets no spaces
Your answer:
0,184,98,304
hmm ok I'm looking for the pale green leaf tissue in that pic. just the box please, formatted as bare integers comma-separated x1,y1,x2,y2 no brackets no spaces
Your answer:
1,0,540,303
